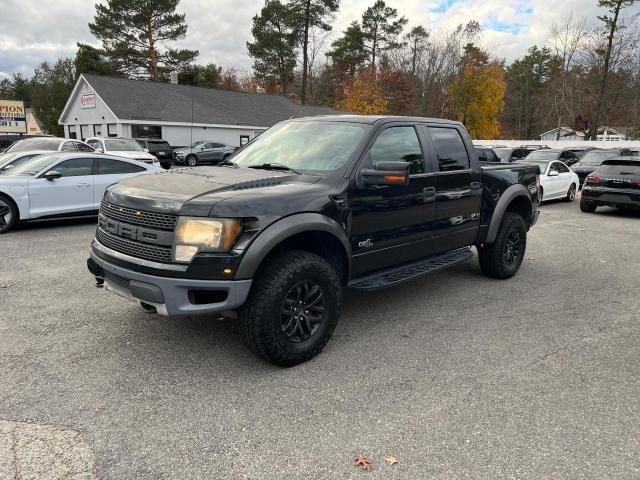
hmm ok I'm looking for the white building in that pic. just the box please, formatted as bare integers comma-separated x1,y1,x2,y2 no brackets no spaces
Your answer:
58,74,341,148
540,125,627,142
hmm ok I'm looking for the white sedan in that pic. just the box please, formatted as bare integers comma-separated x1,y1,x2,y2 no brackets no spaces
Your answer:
521,159,580,202
0,152,161,233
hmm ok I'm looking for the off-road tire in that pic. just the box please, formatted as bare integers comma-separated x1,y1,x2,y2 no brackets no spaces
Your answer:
538,187,544,203
580,198,597,213
0,194,18,234
160,161,171,170
565,184,576,202
239,250,342,366
186,155,198,167
478,212,527,279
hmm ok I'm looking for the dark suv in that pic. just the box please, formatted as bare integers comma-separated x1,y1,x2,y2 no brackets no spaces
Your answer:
135,139,173,169
572,148,634,185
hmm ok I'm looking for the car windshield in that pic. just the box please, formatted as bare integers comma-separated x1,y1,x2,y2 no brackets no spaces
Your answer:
598,161,640,175
579,151,620,166
493,148,512,161
104,139,144,152
0,153,44,171
0,152,20,167
232,121,368,172
0,154,55,176
525,150,560,160
522,160,549,174
190,141,205,148
6,138,60,152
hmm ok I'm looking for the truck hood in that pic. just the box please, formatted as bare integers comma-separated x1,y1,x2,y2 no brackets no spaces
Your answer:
103,166,320,216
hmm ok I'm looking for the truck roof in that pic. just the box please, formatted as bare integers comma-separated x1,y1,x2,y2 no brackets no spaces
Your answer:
291,114,464,127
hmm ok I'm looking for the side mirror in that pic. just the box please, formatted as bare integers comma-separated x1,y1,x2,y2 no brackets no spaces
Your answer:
359,161,410,187
44,170,62,181
548,170,559,177
143,148,150,153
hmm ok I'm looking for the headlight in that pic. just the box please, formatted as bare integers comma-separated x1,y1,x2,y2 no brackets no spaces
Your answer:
174,217,242,262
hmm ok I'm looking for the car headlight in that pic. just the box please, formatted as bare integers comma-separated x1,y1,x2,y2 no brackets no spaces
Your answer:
173,217,242,263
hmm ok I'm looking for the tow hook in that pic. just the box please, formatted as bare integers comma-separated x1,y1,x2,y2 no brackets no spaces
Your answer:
95,277,104,288
140,302,157,314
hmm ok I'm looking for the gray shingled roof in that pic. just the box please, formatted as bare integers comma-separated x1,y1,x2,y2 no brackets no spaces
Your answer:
83,74,341,127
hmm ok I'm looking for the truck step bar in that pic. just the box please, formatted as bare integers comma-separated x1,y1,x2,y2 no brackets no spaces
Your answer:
348,248,474,292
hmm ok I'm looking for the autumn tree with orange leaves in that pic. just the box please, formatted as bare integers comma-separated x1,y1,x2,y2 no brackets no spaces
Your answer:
447,44,505,139
337,69,388,114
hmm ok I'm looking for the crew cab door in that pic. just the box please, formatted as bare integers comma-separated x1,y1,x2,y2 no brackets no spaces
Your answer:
28,157,95,218
423,125,483,253
349,125,437,277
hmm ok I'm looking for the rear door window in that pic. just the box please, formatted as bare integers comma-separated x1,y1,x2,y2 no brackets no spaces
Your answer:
428,127,470,172
97,158,146,174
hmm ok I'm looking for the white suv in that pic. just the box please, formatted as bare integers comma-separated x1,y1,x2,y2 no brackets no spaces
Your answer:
86,137,158,165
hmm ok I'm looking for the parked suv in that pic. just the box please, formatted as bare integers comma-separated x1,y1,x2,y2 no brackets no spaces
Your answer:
86,137,158,165
87,116,540,366
135,139,173,169
571,148,633,185
173,141,237,166
494,146,546,163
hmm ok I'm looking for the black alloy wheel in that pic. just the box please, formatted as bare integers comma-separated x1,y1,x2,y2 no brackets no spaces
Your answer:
280,281,326,343
503,230,522,266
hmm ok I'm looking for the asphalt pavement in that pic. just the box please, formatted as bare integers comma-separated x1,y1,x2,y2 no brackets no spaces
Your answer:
1,200,639,479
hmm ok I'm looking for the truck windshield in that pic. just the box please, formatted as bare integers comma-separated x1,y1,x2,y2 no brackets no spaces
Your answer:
525,150,560,161
233,121,368,172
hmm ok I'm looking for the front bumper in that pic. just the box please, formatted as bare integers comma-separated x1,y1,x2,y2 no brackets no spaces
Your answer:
88,244,252,316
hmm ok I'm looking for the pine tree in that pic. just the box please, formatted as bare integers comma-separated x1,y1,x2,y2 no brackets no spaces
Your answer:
31,59,76,135
361,0,408,70
290,0,339,104
326,22,368,77
89,0,198,80
75,43,116,76
247,0,300,96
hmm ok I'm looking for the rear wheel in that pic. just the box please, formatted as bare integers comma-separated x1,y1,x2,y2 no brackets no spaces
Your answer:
0,195,18,234
160,161,171,170
478,212,527,279
565,184,576,202
538,187,544,203
239,250,341,366
580,198,597,213
186,155,197,167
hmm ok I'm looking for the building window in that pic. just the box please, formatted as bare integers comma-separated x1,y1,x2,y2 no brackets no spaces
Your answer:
94,124,103,137
107,124,117,137
131,125,162,139
68,125,77,139
240,135,250,146
80,125,91,141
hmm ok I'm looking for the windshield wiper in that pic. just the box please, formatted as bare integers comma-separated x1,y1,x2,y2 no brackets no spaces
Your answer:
246,163,301,175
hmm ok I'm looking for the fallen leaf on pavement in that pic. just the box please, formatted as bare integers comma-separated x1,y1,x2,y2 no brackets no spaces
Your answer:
1,284,15,288
525,257,535,261
355,456,372,471
385,456,399,465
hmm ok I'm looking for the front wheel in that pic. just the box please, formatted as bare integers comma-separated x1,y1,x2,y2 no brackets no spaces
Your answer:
186,155,198,167
0,195,18,234
239,250,342,366
580,198,597,213
565,184,577,202
478,212,527,279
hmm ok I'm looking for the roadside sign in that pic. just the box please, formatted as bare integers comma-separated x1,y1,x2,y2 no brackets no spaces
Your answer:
0,99,27,133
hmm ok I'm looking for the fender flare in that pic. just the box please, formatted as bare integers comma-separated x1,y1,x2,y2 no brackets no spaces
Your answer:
235,213,351,279
485,184,532,244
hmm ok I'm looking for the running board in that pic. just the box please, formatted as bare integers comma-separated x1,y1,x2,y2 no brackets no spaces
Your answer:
348,248,474,292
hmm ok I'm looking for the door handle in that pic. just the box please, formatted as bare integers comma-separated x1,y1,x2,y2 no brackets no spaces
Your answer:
470,181,482,191
422,186,436,203
76,183,91,187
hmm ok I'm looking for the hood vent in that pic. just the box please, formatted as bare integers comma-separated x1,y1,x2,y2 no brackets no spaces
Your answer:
232,179,285,190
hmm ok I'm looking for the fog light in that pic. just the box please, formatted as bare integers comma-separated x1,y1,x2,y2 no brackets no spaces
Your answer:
175,245,198,262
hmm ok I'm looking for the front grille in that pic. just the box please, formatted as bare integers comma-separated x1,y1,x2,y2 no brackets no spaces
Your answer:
100,201,177,231
104,271,130,290
97,228,173,263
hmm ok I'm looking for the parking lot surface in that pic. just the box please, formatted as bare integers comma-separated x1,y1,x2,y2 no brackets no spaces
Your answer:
1,202,639,479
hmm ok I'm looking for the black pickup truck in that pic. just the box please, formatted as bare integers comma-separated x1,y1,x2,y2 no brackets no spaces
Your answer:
87,116,540,365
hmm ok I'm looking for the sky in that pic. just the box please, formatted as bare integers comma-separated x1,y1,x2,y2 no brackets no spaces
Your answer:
1,0,639,81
